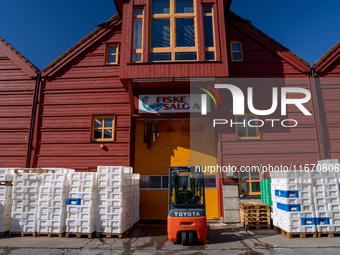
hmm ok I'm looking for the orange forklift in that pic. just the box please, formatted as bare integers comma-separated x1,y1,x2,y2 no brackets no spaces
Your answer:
167,165,207,245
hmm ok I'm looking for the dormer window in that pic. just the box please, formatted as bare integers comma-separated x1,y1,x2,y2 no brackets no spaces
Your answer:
150,0,197,62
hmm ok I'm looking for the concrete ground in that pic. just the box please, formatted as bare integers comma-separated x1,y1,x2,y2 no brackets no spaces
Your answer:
1,223,340,254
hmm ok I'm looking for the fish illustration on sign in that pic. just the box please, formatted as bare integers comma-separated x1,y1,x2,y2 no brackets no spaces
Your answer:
142,96,164,112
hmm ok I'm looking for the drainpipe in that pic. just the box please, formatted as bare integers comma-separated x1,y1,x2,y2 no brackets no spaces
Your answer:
26,71,41,168
311,66,326,159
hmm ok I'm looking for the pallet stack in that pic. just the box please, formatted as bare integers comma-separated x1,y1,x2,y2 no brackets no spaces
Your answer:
65,172,97,238
312,160,340,237
96,166,139,238
271,160,340,238
37,172,68,237
0,169,13,236
10,169,46,236
238,201,271,230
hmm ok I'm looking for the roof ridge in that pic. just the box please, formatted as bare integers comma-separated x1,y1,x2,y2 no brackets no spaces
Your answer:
228,11,310,67
314,40,340,67
43,14,120,73
0,36,40,73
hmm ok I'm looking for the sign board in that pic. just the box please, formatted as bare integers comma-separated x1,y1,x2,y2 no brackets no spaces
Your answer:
138,94,210,114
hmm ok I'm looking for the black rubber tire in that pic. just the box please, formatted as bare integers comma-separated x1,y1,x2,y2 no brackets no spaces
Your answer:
181,231,188,246
188,231,195,245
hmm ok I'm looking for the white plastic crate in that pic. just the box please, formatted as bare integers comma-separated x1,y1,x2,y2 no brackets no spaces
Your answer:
317,225,334,232
38,213,49,220
66,225,78,232
51,226,66,233
52,186,68,194
82,172,96,180
313,190,327,198
42,173,54,180
50,200,66,207
69,192,95,200
299,225,317,233
67,205,94,214
79,185,96,193
329,204,340,211
300,204,314,212
26,180,40,187
315,204,328,211
70,172,82,179
78,212,95,220
79,225,95,233
13,180,25,186
316,211,333,218
327,190,340,197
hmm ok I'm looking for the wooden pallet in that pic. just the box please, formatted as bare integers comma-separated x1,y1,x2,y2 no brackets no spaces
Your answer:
274,226,317,238
244,224,271,230
14,169,54,174
96,222,139,239
65,232,95,238
0,181,12,186
238,202,269,210
37,232,65,238
317,232,340,238
0,231,10,237
10,232,37,237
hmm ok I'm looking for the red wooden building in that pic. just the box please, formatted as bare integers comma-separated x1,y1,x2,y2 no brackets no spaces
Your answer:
4,0,329,222
0,37,40,168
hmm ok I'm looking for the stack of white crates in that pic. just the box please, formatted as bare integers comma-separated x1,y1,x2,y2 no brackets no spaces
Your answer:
96,166,140,236
37,172,68,235
66,172,97,235
313,159,340,234
11,171,41,234
0,169,14,234
271,170,316,233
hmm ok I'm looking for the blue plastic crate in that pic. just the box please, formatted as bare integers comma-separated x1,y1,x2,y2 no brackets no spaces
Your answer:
275,190,298,198
302,218,316,225
277,202,300,212
316,218,330,225
280,190,299,198
67,198,81,205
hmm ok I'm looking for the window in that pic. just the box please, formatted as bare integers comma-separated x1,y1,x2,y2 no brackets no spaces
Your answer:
230,41,243,62
132,8,144,62
91,115,115,142
88,168,97,172
239,169,262,195
150,0,197,62
203,5,215,61
140,175,169,189
105,44,118,64
235,114,260,140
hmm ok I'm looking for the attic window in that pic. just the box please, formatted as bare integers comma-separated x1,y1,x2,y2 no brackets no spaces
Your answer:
105,43,119,64
230,41,243,62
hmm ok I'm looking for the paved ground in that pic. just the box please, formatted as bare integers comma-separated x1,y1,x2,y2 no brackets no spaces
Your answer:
1,223,340,254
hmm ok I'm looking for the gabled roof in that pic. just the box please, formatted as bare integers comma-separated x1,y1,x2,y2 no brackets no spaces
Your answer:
227,11,310,72
0,36,39,77
314,40,340,72
43,14,121,76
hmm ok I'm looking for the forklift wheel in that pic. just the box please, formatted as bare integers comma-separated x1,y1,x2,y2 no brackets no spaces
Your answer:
181,232,188,245
188,232,195,245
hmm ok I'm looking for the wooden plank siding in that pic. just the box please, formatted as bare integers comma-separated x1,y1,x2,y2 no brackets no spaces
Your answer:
220,18,319,182
33,24,132,170
314,45,340,160
0,42,37,167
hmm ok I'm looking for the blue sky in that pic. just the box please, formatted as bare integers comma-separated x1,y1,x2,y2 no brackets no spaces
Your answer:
0,0,339,70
